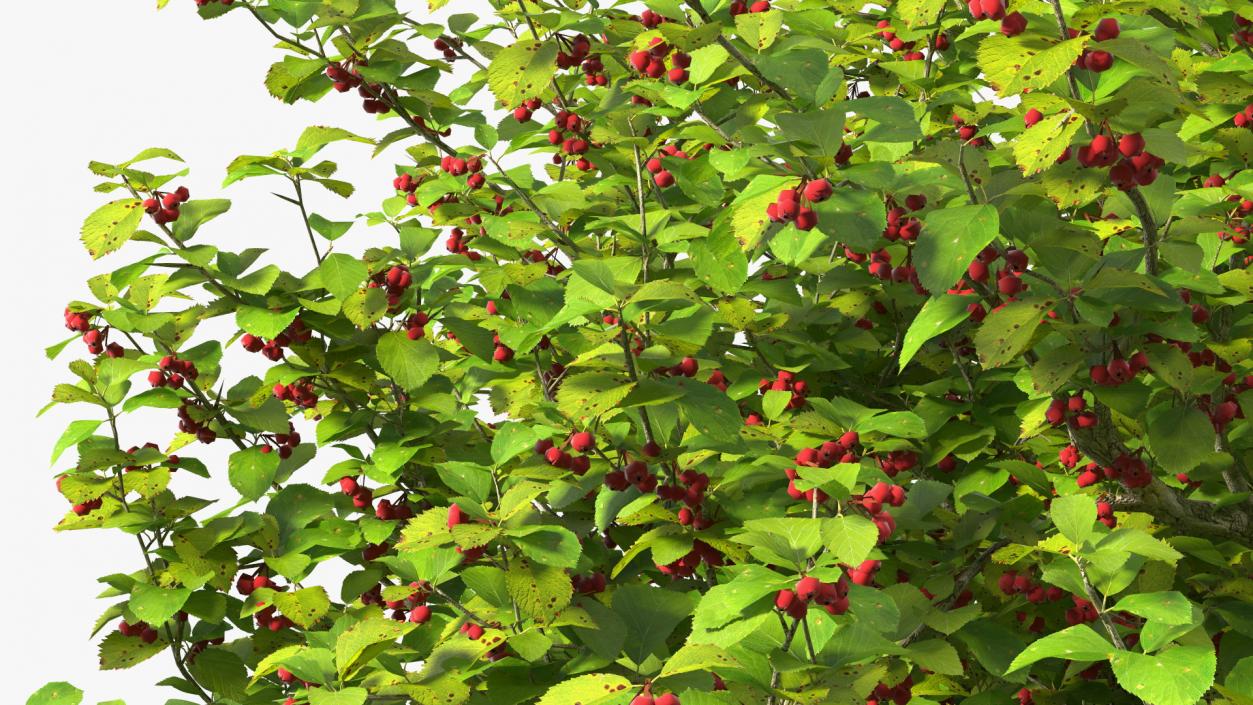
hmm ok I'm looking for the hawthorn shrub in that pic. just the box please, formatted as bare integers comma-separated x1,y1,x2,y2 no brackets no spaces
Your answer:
32,0,1253,705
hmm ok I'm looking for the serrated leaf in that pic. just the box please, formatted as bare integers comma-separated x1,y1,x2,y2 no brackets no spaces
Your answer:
1110,647,1215,705
915,205,1000,294
227,446,280,502
236,306,299,339
1014,112,1084,175
1051,494,1096,545
900,295,971,369
979,35,1088,97
1007,625,1114,672
535,674,632,705
973,298,1053,368
376,332,439,391
26,682,83,705
557,371,635,425
129,583,191,626
81,199,144,259
343,287,388,329
487,39,558,109
318,253,367,301
273,587,332,628
265,56,326,103
505,560,573,623
99,631,166,670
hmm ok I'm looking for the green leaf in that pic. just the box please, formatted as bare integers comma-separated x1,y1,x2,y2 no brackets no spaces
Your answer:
777,109,846,158
979,35,1088,97
915,204,1000,293
486,39,559,109
1014,111,1085,175
236,306,299,339
376,332,439,391
227,446,280,501
690,228,748,295
81,199,144,259
343,288,388,329
273,587,332,628
899,295,971,369
1110,647,1216,705
51,420,104,465
735,10,783,50
557,372,636,426
491,422,538,466
612,585,693,665
506,525,582,568
99,631,165,670
171,199,231,241
909,639,964,675
318,253,367,301
1112,592,1194,625
26,682,83,705
658,643,740,679
1146,405,1216,473
296,125,372,153
847,96,922,142
1007,625,1115,672
308,688,368,705
674,377,745,447
265,56,327,103
823,515,879,568
1051,494,1096,545
535,674,632,705
506,560,573,623
973,298,1053,368
335,618,416,679
129,583,191,626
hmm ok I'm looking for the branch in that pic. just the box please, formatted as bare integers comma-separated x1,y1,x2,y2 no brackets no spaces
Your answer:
1125,187,1159,276
1074,556,1128,649
682,0,795,105
900,538,1010,647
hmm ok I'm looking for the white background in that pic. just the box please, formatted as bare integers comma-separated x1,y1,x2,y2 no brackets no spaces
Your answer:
0,1,495,701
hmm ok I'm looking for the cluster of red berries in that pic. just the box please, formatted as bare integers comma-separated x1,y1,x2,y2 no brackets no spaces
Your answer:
142,185,190,226
1064,595,1101,626
950,115,986,147
628,38,691,85
645,143,693,188
177,400,217,444
1097,500,1117,528
259,423,302,460
766,179,832,231
273,379,319,408
966,0,1006,20
1088,352,1148,386
1074,18,1121,73
876,449,919,478
444,226,481,259
1059,444,1082,469
860,248,920,295
729,0,771,14
432,36,462,61
883,194,925,242
148,355,198,390
440,153,487,190
783,432,860,503
548,109,597,171
1045,393,1097,428
236,573,297,631
999,570,1066,603
758,369,812,411
1076,452,1151,489
1201,393,1243,432
631,691,680,705
326,61,389,114
848,558,882,586
512,96,543,123
556,34,608,86
656,538,726,578
634,9,668,28
338,475,374,512
875,20,927,60
448,504,489,564
1234,104,1253,128
859,481,907,543
706,369,729,393
571,572,607,595
367,264,415,311
379,581,433,623
117,619,161,644
775,573,852,619
241,317,313,361
865,676,913,705
393,171,425,207
1078,132,1164,189
404,311,431,341
75,324,123,358
665,470,714,528
970,245,1028,296
535,434,593,476
605,456,658,493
